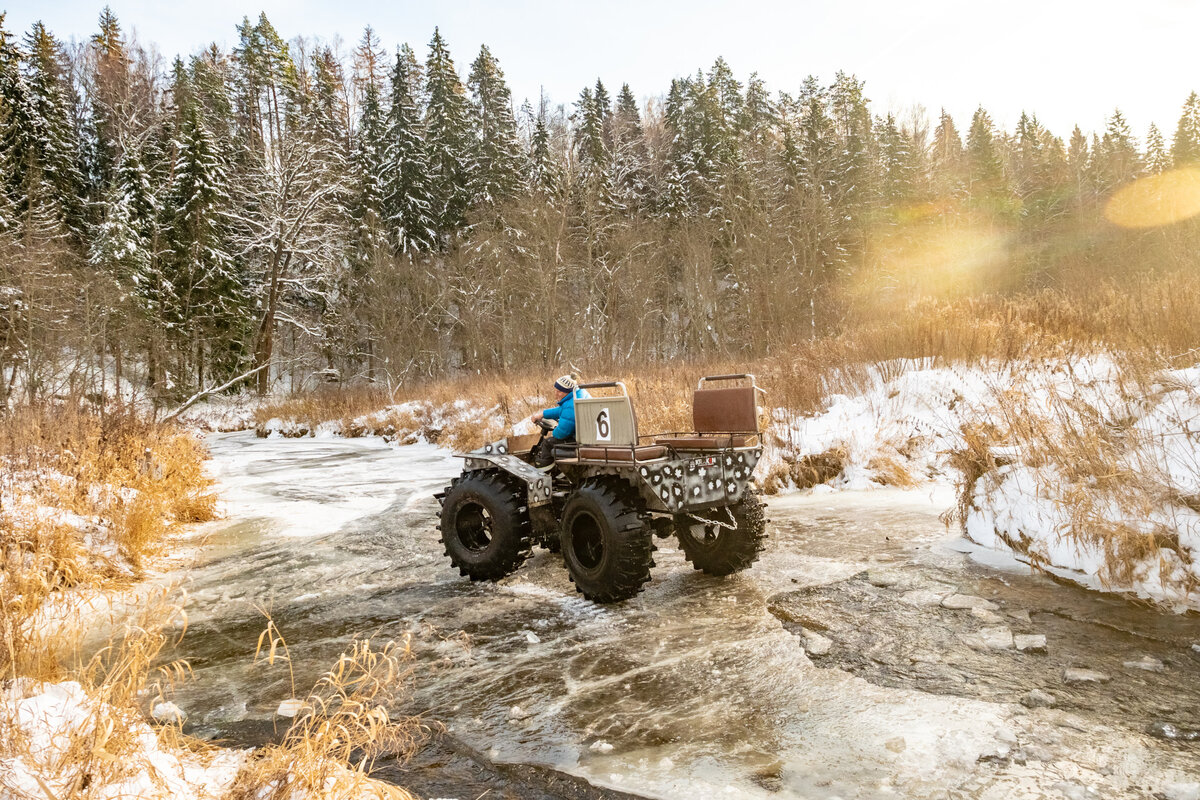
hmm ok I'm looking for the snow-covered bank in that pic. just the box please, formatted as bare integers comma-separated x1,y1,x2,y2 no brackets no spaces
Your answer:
767,355,1200,611
961,362,1200,611
0,680,245,799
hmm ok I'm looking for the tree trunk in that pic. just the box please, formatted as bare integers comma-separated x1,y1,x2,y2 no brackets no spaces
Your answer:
253,243,290,394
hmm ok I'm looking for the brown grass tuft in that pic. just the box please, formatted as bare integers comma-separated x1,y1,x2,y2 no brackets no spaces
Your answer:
227,623,424,800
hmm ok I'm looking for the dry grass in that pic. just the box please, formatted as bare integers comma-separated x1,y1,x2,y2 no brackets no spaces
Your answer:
0,402,432,800
1,401,218,572
949,351,1200,594
762,447,848,493
253,270,1200,456
0,401,229,799
1,400,219,682
227,623,424,800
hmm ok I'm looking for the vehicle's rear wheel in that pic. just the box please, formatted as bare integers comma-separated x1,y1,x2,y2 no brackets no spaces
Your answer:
560,479,653,602
439,470,532,581
675,493,767,576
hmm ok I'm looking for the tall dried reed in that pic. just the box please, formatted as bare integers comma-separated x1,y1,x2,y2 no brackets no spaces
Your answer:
227,622,424,800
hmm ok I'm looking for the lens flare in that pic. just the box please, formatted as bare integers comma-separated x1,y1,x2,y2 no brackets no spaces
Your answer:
1104,167,1200,229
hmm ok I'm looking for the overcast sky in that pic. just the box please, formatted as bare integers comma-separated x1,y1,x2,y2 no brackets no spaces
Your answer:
7,0,1198,140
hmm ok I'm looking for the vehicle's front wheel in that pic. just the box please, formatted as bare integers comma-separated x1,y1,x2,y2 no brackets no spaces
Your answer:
439,470,532,581
560,479,653,602
675,493,767,576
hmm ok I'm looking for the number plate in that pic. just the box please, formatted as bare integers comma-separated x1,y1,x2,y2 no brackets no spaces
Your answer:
689,456,717,469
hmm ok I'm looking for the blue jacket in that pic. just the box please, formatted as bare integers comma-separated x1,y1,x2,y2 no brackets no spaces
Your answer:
543,387,589,441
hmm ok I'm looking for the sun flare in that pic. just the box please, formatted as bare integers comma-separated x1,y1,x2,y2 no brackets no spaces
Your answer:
1105,167,1200,228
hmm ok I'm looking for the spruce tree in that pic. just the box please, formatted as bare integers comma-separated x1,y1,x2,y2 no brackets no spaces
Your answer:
965,106,1009,210
877,113,914,211
423,28,473,239
1066,125,1092,205
351,63,387,263
383,44,438,253
309,46,346,144
740,72,774,144
931,109,965,199
89,149,155,299
574,85,612,203
528,93,560,194
610,83,649,210
659,77,697,219
16,23,86,238
829,71,876,238
593,78,613,152
1145,124,1169,174
1171,92,1200,167
707,56,742,165
1096,109,1141,191
89,7,129,190
467,44,524,207
797,77,836,193
165,100,245,384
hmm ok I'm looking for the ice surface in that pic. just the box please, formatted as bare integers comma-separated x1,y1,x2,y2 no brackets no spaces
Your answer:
202,432,460,539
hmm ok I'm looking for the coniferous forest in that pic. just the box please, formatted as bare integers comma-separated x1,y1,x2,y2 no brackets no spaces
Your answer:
3,8,1200,402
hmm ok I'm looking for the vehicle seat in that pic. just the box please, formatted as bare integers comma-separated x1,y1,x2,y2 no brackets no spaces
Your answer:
576,445,668,462
655,435,751,449
656,380,759,450
571,385,668,463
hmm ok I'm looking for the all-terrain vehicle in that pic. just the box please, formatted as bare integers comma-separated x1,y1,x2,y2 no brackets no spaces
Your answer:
435,374,767,602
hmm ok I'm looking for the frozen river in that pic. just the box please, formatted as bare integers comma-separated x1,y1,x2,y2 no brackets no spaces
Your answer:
166,432,1200,799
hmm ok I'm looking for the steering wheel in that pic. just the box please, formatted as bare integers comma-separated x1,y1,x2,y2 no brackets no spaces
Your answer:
537,418,556,433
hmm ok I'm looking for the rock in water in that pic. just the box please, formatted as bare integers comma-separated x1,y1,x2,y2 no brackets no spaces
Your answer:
524,631,541,644
962,626,1014,650
971,607,1005,624
801,628,833,656
589,740,614,753
942,594,999,611
151,701,186,724
1015,634,1048,653
1021,689,1057,708
1146,721,1200,741
276,698,306,717
1122,655,1164,672
866,570,901,587
508,705,530,720
1063,668,1111,684
900,589,948,607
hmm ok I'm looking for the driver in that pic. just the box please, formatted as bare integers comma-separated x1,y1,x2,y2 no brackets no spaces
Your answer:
530,374,588,467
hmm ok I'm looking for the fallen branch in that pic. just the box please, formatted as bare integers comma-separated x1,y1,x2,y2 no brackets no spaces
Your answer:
162,363,270,421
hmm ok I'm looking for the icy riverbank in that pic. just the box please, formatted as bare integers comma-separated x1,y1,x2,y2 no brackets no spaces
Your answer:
167,432,1200,800
230,355,1200,611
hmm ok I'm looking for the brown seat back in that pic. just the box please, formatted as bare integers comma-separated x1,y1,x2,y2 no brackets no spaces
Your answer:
693,386,759,434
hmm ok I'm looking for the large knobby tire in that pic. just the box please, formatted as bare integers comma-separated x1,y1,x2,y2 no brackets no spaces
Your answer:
439,470,532,581
560,479,653,603
675,493,768,576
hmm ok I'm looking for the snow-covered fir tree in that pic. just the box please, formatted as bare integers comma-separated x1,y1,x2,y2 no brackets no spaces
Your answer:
423,28,473,240
467,44,524,208
383,43,438,254
1171,92,1200,167
1145,123,1169,174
